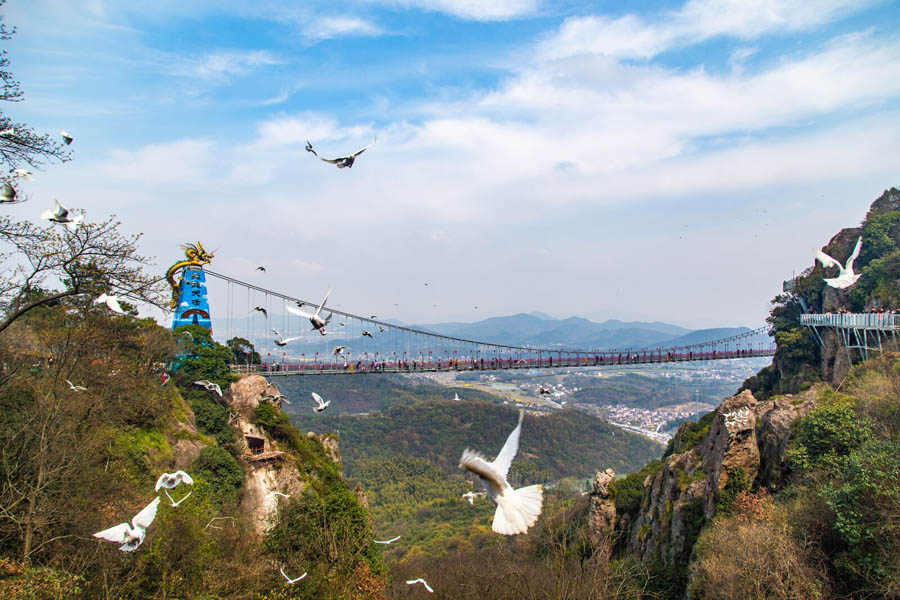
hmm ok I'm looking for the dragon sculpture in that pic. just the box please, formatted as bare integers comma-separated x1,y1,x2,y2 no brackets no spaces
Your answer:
166,242,214,308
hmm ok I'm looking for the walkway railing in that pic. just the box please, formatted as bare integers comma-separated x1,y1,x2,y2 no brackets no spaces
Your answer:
801,313,900,329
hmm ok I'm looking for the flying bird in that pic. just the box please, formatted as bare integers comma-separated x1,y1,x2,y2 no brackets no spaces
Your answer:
40,199,83,231
66,379,87,392
60,129,74,145
369,315,377,319
815,236,863,289
280,567,307,585
378,325,385,333
406,579,433,593
164,489,192,507
362,330,374,339
453,393,461,402
93,496,160,552
253,306,268,318
311,392,330,413
374,535,401,544
459,410,543,535
538,386,551,396
256,266,266,272
94,293,125,314
306,137,376,169
155,470,194,491
11,168,33,182
193,380,223,397
286,289,333,335
462,491,485,505
0,128,14,136
332,345,348,356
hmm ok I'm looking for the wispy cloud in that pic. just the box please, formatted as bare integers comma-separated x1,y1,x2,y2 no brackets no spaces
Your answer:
303,16,383,41
164,50,280,83
539,0,883,60
377,0,539,21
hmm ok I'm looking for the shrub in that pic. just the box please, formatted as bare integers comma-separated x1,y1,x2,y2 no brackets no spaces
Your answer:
192,446,243,505
690,517,826,599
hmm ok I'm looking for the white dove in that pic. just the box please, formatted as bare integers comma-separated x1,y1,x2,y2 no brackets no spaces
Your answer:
40,199,83,231
165,489,192,507
406,579,433,593
94,293,125,314
311,392,330,413
11,168,33,181
280,567,307,584
286,289,333,335
155,470,194,491
306,137,375,169
193,380,223,397
93,496,160,552
332,345,348,356
66,379,87,392
271,329,301,347
459,410,543,535
461,491,485,505
815,236,863,289
374,535,401,544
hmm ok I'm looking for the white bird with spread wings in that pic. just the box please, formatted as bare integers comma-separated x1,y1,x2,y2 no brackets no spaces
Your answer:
312,392,330,413
287,289,333,335
815,236,863,289
93,496,160,551
459,410,543,535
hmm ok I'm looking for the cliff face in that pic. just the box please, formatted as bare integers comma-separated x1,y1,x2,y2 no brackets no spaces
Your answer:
592,387,818,569
228,375,340,534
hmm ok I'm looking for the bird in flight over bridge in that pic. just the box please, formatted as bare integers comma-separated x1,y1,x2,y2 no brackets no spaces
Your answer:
286,289,333,335
311,392,330,413
305,138,376,169
272,329,301,347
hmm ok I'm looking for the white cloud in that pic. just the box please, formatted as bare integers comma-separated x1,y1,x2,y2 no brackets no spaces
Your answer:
303,16,383,40
539,0,882,60
164,50,280,83
378,0,539,21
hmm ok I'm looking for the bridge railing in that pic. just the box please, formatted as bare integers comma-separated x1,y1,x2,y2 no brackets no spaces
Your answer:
230,348,774,376
801,313,900,329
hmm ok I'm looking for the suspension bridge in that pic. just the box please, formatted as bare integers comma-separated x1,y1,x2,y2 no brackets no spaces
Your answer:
185,268,775,377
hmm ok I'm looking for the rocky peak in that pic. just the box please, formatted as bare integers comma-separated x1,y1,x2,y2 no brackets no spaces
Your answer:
601,387,819,570
587,468,616,556
864,187,900,221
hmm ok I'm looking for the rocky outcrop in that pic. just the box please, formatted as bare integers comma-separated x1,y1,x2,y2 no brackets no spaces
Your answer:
627,449,705,564
598,387,820,568
754,387,817,490
228,375,342,534
700,390,759,519
587,468,617,558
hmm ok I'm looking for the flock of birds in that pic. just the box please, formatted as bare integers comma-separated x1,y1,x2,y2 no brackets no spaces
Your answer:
15,127,867,593
92,366,539,594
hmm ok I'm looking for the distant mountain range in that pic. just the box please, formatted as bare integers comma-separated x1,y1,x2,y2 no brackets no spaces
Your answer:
409,313,767,350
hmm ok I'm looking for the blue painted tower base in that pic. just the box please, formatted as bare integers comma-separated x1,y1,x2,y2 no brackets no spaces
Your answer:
172,267,212,331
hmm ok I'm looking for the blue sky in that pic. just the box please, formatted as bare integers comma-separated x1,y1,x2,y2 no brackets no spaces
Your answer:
3,0,899,329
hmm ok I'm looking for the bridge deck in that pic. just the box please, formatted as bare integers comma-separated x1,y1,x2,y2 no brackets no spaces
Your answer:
231,348,773,376
801,313,900,330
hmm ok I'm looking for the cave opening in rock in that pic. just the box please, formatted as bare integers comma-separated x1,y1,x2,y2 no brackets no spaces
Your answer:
246,435,265,454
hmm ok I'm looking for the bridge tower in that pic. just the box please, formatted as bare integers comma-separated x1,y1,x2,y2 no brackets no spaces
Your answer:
172,268,213,330
166,242,216,331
